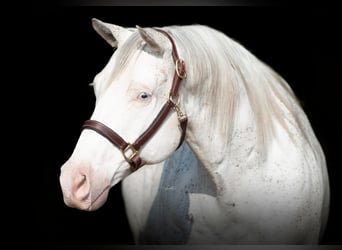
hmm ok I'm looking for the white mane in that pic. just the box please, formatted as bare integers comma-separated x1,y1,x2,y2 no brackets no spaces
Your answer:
164,25,309,151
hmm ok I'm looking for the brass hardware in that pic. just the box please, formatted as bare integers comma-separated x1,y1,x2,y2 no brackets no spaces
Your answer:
121,143,139,163
169,94,186,119
175,59,187,79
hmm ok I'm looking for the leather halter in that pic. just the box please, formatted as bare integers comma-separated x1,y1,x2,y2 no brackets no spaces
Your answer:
82,29,188,172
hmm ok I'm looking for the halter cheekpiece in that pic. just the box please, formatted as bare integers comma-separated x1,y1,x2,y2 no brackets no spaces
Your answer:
82,28,188,172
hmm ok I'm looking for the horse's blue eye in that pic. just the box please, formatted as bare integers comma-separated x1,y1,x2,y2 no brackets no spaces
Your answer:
139,92,151,100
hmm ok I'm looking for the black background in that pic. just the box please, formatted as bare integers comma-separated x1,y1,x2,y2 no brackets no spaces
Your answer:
28,1,341,246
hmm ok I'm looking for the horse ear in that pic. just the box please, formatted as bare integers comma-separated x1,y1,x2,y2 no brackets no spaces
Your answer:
92,18,133,48
136,25,164,55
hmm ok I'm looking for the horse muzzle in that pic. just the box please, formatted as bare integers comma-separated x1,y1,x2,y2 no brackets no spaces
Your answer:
59,163,110,211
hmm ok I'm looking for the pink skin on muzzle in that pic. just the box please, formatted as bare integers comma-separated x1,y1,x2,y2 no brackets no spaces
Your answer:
59,162,110,211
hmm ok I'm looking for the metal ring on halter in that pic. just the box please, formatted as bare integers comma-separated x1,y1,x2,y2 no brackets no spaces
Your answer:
121,143,139,164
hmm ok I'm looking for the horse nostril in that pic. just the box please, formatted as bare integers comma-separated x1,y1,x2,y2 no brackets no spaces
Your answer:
73,173,90,201
75,174,87,189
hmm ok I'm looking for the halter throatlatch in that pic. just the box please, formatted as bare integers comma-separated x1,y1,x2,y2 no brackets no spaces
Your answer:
82,28,188,172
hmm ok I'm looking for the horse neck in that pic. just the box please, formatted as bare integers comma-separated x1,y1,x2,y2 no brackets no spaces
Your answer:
184,81,258,190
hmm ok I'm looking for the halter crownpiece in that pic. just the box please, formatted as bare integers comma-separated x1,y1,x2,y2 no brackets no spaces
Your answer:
82,28,188,172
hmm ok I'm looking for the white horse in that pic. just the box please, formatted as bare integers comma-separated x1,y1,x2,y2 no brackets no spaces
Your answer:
59,18,330,244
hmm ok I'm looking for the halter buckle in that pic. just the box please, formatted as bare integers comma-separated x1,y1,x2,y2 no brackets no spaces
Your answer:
175,59,187,79
121,143,139,164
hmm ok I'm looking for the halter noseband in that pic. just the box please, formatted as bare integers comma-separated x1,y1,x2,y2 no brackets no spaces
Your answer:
82,29,187,172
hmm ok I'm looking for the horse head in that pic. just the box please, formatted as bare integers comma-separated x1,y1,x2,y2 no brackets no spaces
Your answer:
60,19,187,211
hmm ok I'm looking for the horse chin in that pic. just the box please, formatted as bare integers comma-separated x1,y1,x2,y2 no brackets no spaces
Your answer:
88,187,110,211
63,186,110,211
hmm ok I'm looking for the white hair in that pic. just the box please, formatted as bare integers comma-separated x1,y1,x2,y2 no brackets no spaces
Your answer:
163,24,310,151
